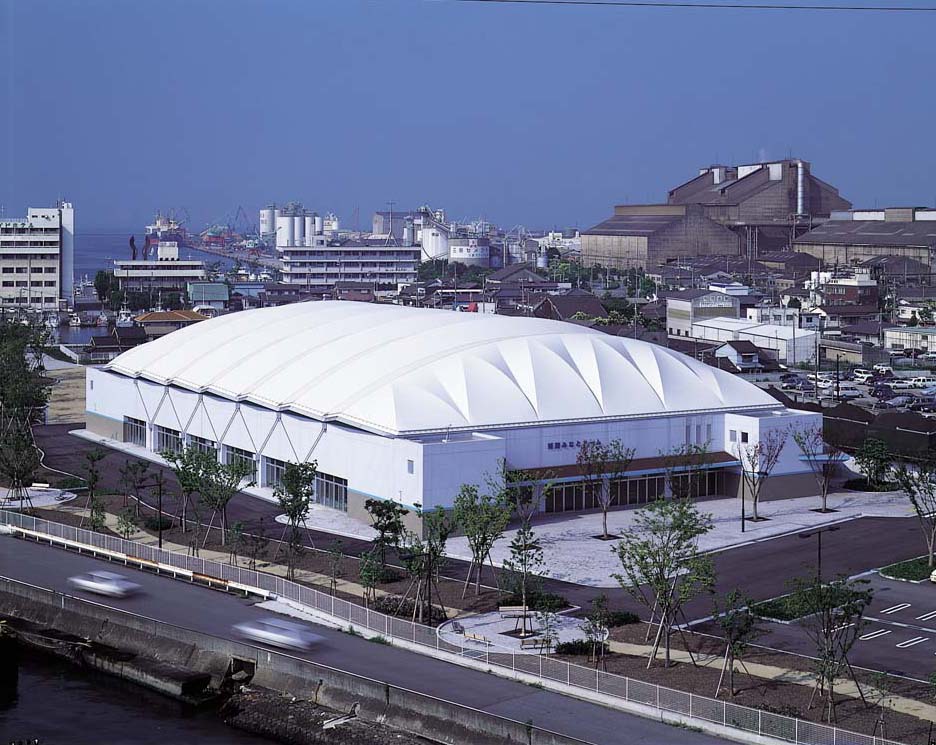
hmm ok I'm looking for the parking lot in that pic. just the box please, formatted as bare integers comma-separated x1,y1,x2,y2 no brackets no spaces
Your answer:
762,366,936,414
739,574,936,680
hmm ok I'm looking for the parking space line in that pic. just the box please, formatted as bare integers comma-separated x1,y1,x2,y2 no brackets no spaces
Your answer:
916,610,936,622
881,603,911,615
895,636,929,648
859,629,892,641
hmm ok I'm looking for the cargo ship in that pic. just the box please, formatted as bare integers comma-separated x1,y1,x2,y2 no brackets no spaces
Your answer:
145,211,190,248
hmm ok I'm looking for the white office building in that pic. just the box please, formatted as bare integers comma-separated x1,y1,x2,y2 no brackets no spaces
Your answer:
0,202,74,309
113,242,206,294
83,303,820,531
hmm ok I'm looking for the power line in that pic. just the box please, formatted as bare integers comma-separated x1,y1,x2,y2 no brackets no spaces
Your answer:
453,0,936,12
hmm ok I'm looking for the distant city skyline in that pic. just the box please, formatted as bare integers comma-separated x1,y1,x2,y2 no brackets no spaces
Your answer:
2,0,934,233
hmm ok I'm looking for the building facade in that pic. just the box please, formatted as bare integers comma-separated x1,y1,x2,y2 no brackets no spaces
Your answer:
113,242,206,294
83,303,821,532
666,289,740,338
0,202,74,310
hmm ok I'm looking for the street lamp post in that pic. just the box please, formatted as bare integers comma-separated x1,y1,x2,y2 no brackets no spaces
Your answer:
799,524,841,584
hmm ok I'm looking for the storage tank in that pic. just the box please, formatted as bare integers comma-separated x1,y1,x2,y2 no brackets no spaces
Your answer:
304,215,314,246
293,215,304,247
259,207,277,240
535,246,549,270
276,213,294,248
313,214,324,236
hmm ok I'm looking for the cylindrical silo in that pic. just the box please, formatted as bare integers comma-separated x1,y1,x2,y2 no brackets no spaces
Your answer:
304,215,314,246
276,213,294,248
293,215,304,247
313,214,323,236
259,207,276,240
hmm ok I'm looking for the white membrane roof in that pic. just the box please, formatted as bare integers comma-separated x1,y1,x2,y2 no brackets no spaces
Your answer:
106,301,780,435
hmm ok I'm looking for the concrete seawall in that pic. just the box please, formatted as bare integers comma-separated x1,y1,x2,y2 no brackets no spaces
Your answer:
0,578,590,745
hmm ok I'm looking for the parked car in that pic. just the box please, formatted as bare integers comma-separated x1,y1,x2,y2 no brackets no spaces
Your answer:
68,571,141,598
919,352,936,361
878,395,913,409
871,385,895,400
233,617,324,651
910,376,936,388
816,378,835,390
853,370,874,384
779,373,802,383
888,379,915,391
874,364,895,375
837,386,862,400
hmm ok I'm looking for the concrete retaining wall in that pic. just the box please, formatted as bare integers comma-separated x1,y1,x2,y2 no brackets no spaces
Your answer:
0,578,587,745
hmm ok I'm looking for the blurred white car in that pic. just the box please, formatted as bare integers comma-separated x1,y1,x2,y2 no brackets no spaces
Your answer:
233,617,324,651
68,570,141,598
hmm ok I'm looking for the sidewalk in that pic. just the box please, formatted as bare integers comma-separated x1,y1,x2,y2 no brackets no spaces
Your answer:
448,490,911,587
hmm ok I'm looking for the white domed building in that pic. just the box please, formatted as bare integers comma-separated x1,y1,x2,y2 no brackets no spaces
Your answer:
84,302,820,530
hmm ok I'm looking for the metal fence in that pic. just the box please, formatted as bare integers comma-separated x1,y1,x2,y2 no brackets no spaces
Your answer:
0,509,905,745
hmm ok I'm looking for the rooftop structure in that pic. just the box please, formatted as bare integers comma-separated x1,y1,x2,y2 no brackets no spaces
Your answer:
113,242,206,295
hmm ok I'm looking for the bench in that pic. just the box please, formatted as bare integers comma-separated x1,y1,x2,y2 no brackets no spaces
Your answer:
464,632,492,646
30,483,51,490
498,605,529,618
520,637,550,652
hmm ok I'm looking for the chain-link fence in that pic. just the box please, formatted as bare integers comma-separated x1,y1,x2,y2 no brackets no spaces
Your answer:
0,509,906,745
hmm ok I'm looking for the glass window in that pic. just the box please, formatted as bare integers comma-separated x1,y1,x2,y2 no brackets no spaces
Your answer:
225,445,255,474
741,431,749,444
729,429,737,443
315,471,348,511
154,425,181,454
123,416,146,447
263,456,287,488
189,435,216,458
407,459,414,474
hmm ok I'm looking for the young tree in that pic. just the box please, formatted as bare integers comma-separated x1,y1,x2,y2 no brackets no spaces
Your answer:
614,498,715,668
358,549,381,608
328,539,344,595
163,446,212,535
245,517,270,570
365,497,408,576
535,594,564,655
580,594,610,668
791,574,873,723
227,520,245,566
735,429,787,522
116,508,138,539
503,523,544,636
712,588,762,697
274,461,317,580
397,505,455,623
577,439,636,539
80,448,107,529
118,459,150,516
201,457,255,546
894,460,936,569
452,483,510,596
854,438,891,490
792,425,842,514
661,443,710,501
0,416,42,510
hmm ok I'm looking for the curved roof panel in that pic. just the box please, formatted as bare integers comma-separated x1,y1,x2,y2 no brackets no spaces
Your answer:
106,302,780,435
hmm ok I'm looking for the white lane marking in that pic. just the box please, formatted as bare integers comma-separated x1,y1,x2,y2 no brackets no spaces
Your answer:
916,610,936,621
866,617,936,635
895,636,929,649
834,623,855,632
880,603,911,615
859,629,892,641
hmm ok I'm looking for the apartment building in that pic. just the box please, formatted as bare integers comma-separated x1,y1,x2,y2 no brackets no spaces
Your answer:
0,202,75,310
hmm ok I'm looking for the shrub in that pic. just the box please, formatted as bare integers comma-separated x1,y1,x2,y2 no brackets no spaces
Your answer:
144,514,173,531
55,476,87,491
502,590,569,612
842,477,898,493
555,639,608,656
369,594,447,625
880,556,932,581
606,610,639,627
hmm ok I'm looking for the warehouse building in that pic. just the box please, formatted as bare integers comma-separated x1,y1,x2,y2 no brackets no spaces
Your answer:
82,302,820,530
793,207,936,268
581,204,739,271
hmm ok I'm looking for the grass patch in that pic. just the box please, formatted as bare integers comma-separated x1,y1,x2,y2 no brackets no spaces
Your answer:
368,635,390,645
555,639,608,656
755,584,855,622
607,610,640,627
880,556,933,581
502,590,569,612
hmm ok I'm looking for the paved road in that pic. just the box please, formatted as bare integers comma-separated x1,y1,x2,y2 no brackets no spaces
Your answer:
0,536,724,745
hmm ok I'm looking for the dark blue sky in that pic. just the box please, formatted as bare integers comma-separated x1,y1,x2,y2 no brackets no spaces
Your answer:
2,0,933,233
